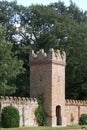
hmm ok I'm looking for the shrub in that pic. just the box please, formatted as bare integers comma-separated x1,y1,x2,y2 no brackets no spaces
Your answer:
1,105,20,128
35,105,47,126
36,95,44,105
35,95,47,126
79,114,87,125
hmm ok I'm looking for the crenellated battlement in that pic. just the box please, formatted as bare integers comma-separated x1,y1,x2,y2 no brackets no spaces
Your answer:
0,96,37,104
66,99,87,106
29,48,66,65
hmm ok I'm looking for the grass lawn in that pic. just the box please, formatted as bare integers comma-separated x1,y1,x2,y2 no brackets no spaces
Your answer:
0,125,87,130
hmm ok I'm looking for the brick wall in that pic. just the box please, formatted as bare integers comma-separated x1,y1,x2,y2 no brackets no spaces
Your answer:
0,96,38,127
1,97,87,127
65,99,87,125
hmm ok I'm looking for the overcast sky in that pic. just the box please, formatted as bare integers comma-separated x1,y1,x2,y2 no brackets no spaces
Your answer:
0,0,87,11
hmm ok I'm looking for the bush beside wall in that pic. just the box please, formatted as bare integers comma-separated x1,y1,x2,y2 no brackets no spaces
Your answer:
1,105,20,128
79,114,87,125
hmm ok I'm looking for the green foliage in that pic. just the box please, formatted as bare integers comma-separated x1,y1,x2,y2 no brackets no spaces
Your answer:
36,95,44,105
17,2,87,99
35,105,47,126
0,25,23,95
35,95,47,126
0,0,87,99
79,114,87,125
1,105,20,128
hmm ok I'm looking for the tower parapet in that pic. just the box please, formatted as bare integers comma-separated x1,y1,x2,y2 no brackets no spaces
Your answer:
30,48,66,66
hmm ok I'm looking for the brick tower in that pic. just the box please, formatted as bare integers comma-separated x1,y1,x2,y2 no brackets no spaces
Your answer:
29,48,66,126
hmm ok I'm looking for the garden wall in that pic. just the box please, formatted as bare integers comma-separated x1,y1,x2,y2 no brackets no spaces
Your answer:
1,96,87,126
65,99,87,125
0,96,38,127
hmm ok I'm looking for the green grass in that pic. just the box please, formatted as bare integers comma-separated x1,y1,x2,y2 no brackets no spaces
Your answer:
0,125,87,130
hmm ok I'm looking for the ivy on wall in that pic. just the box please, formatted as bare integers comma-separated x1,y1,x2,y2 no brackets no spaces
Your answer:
35,94,48,126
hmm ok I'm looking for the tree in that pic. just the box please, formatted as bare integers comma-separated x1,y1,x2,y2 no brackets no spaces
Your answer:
13,2,87,99
0,25,23,95
65,23,87,99
0,1,31,96
0,0,87,99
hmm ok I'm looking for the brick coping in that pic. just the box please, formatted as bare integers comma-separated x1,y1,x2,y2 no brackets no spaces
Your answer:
66,99,87,106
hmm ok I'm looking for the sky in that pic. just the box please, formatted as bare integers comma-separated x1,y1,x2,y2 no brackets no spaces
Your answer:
1,0,87,11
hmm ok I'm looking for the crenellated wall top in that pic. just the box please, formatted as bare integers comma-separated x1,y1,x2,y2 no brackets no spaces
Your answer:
1,97,87,106
0,96,37,103
66,99,87,106
29,48,66,65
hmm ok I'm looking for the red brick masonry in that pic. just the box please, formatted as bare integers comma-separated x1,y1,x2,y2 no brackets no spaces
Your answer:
65,99,87,125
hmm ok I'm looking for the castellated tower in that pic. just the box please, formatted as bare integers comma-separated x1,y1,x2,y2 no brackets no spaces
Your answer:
29,48,66,126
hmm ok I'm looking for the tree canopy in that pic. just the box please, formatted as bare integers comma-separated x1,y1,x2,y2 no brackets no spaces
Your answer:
0,25,23,95
0,0,87,99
